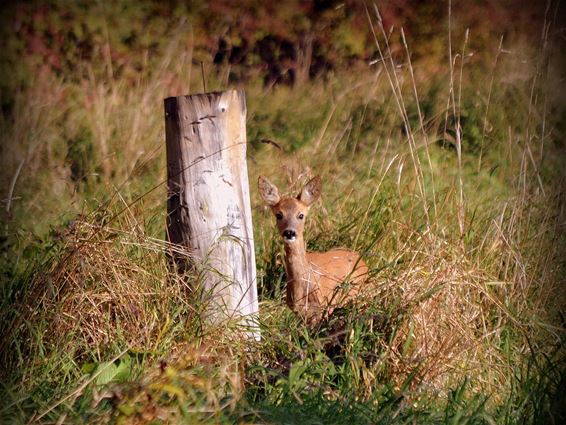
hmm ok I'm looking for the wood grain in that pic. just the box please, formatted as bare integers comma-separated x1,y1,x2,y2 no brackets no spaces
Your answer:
165,90,259,338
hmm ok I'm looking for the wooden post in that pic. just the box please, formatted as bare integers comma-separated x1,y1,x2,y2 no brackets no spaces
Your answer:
165,90,259,339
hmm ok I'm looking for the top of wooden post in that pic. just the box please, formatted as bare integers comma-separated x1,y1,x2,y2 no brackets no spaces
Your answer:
164,90,246,118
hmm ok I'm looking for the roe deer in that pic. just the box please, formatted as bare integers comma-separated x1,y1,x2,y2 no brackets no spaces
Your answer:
258,175,368,321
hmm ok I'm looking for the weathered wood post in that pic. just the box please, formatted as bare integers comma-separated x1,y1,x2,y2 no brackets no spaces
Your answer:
165,90,259,339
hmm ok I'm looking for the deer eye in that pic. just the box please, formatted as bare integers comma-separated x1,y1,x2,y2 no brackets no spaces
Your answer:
275,212,283,220
298,213,304,220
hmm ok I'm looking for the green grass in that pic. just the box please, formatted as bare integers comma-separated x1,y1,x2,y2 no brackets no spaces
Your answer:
1,1,565,424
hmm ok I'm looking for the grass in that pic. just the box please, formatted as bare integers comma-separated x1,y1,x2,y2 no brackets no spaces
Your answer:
1,1,565,423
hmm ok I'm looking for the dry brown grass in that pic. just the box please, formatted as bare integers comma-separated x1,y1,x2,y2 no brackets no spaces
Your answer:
1,1,564,422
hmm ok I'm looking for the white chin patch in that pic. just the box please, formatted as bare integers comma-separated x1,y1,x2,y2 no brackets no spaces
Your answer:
283,236,296,243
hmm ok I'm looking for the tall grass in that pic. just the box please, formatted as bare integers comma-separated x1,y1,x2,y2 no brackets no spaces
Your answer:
1,1,565,423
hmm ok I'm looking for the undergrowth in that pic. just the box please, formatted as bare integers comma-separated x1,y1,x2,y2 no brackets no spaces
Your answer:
1,1,565,424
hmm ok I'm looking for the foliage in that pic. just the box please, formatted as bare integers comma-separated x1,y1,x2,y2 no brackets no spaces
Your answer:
1,0,565,424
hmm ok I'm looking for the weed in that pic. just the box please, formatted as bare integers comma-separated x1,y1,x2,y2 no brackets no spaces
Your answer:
1,1,564,423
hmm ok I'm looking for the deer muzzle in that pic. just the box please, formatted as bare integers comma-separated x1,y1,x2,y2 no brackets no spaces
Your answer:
282,229,297,242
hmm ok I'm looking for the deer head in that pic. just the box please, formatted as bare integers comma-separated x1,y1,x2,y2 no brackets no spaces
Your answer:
258,175,322,243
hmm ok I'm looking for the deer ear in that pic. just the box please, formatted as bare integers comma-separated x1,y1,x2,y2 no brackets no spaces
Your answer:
299,175,322,206
258,176,281,206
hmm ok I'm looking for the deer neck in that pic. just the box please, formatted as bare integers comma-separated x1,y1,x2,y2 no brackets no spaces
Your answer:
284,235,317,309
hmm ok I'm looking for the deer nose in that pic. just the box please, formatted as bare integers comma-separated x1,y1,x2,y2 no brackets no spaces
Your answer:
283,230,296,240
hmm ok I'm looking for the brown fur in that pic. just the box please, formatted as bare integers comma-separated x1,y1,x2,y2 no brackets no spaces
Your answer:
258,175,368,321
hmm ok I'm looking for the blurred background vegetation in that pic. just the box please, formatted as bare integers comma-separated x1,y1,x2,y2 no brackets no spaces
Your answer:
0,0,565,423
